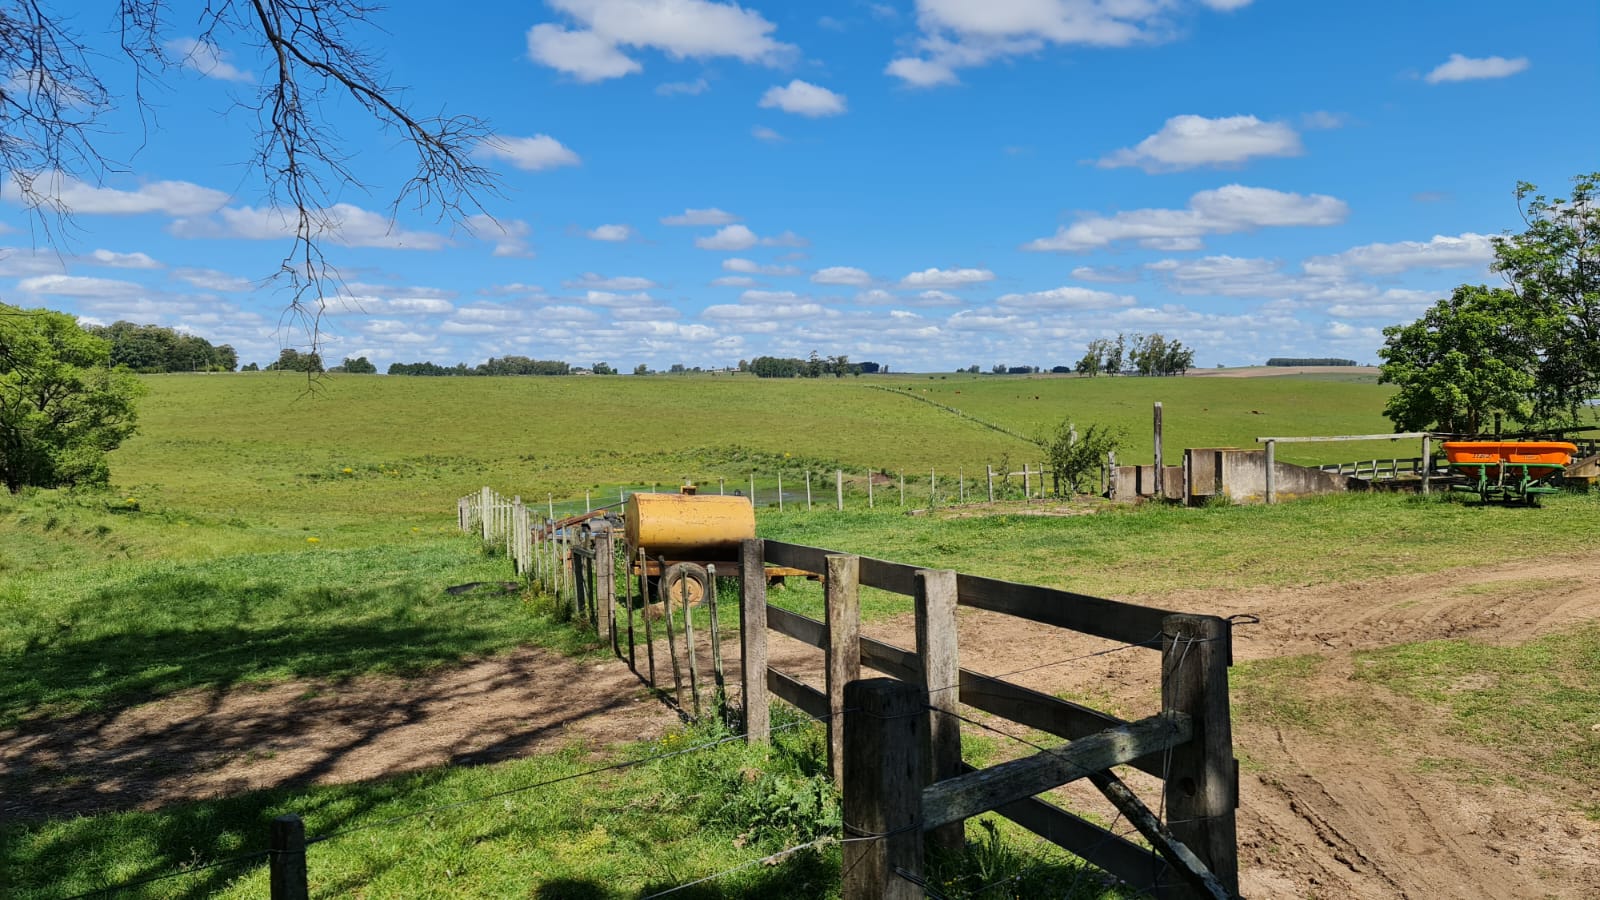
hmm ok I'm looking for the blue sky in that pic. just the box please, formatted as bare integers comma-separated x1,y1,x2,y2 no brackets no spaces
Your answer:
2,0,1597,372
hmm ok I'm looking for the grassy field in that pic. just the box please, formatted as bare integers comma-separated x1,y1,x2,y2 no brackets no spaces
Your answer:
112,371,1401,530
4,370,1596,898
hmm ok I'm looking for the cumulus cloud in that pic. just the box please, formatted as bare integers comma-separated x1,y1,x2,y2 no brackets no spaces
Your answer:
166,37,253,83
0,247,65,277
751,125,787,143
171,203,451,250
758,80,847,117
695,224,806,251
526,0,794,82
1424,53,1529,84
564,273,659,290
724,257,799,276
18,274,145,298
1070,265,1139,283
478,134,581,171
661,207,739,226
2,172,229,216
84,249,161,269
464,214,534,257
587,223,634,241
657,77,711,95
1097,114,1303,172
712,275,757,287
1023,184,1348,252
899,267,995,288
885,0,1247,87
172,267,250,291
812,266,872,286
1303,233,1495,276
993,286,1136,310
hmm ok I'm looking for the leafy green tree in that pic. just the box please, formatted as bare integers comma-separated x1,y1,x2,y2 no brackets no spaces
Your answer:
340,356,377,374
264,349,324,372
1036,417,1122,496
592,361,615,375
632,363,650,376
0,306,145,493
1492,173,1600,424
1378,286,1537,434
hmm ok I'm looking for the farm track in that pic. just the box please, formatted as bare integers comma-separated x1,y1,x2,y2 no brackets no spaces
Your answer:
0,646,675,821
5,553,1597,898
749,551,1600,899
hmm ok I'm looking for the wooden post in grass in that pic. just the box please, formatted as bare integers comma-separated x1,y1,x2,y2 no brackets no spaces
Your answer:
899,471,905,506
868,473,875,508
624,543,636,670
480,486,492,541
837,470,844,510
1161,614,1239,896
1023,463,1031,499
1264,439,1277,506
806,470,812,509
270,815,309,900
1153,402,1165,500
778,472,784,511
596,533,615,648
706,564,726,713
915,569,962,852
825,554,862,784
739,538,769,743
987,464,994,502
842,679,926,900
1421,435,1432,495
749,471,756,505
640,548,656,688
959,468,964,503
930,468,937,508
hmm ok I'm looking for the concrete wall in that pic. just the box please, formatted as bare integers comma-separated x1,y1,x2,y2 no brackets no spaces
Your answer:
1214,448,1356,504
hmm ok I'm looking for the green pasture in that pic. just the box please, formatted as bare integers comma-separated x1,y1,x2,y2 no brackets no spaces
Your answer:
112,372,1402,532
5,370,1598,897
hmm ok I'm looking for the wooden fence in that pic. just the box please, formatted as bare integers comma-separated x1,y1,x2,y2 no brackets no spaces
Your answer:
456,491,1238,898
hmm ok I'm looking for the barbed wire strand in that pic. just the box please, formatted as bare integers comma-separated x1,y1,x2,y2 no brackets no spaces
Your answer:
59,849,270,900
637,834,841,899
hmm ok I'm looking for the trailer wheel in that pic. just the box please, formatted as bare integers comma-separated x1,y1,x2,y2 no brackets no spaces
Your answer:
660,563,710,607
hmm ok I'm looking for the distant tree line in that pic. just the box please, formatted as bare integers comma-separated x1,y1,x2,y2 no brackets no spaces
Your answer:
85,321,237,373
1076,333,1194,377
1266,357,1358,367
386,357,571,376
263,349,323,372
745,352,874,378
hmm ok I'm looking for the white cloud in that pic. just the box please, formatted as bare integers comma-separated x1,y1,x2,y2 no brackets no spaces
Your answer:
2,172,229,216
751,125,787,143
900,267,995,288
464,214,534,257
527,0,794,82
711,275,757,287
587,223,635,241
812,266,872,286
885,0,1246,87
1097,115,1303,172
661,207,739,226
697,224,759,250
1023,184,1348,252
1303,233,1495,276
657,77,710,95
1300,110,1345,130
1070,265,1139,283
704,301,826,320
478,134,581,171
916,290,960,303
0,247,66,277
453,306,525,324
739,289,801,302
527,23,643,81
171,203,451,250
1425,53,1529,84
171,267,250,291
564,273,658,290
18,274,145,298
695,224,806,251
994,286,1136,310
759,80,847,117
84,249,162,269
166,37,253,83
326,295,456,316
724,257,799,276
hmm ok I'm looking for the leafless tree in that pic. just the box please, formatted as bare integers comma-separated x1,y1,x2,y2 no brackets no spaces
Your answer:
0,1,498,342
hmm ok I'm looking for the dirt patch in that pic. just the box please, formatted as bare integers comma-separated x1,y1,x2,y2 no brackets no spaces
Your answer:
740,552,1600,899
0,646,675,821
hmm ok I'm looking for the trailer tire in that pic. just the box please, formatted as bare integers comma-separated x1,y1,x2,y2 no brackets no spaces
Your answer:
660,563,710,608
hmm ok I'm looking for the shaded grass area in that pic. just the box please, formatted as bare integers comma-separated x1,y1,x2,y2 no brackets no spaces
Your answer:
0,707,1130,900
0,517,590,729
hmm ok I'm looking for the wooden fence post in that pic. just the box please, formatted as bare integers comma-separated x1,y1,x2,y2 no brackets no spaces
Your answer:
1161,614,1239,897
987,464,994,502
842,678,926,900
1264,440,1276,505
806,470,812,509
1421,435,1432,495
837,469,844,511
739,538,769,743
269,814,309,900
868,473,875,508
480,486,492,541
825,554,862,784
595,533,615,648
1153,402,1165,500
915,569,962,852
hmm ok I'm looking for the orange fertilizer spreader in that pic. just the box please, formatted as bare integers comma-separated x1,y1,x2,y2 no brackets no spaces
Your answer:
1441,441,1576,505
